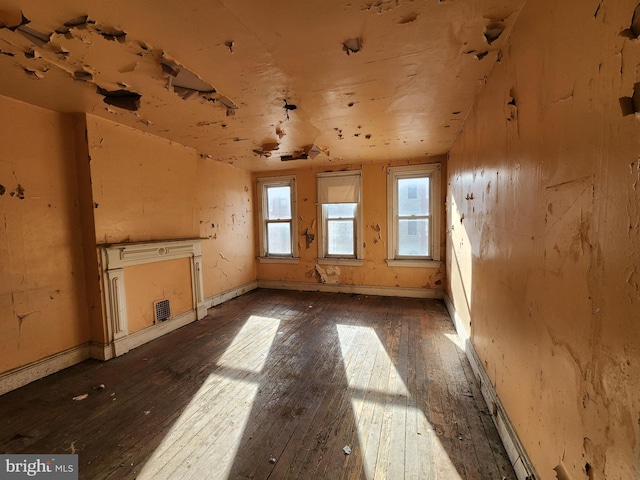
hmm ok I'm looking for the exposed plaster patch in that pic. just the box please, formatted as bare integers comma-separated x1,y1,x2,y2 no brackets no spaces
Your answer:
253,141,279,158
399,13,419,24
483,22,505,45
280,151,308,161
315,265,340,284
464,50,489,60
553,461,571,480
301,228,315,249
96,25,126,43
22,66,45,79
619,82,640,116
17,25,51,46
97,87,141,111
55,15,90,35
1,12,239,120
369,223,382,243
161,57,216,99
73,68,93,81
620,4,640,39
343,37,362,55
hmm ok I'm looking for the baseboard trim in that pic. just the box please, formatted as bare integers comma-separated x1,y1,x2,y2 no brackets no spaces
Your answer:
443,292,538,480
204,280,258,309
128,309,197,351
256,280,443,299
0,282,259,396
0,344,91,396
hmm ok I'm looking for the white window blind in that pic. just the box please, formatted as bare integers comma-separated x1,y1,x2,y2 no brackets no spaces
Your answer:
317,173,361,204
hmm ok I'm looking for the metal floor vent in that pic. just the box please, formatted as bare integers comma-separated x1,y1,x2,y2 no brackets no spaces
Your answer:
154,299,171,322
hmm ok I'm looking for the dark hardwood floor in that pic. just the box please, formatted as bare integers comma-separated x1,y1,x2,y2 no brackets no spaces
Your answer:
0,289,516,479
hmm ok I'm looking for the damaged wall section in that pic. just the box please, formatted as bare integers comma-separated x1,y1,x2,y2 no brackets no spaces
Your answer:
0,94,91,380
447,1,640,479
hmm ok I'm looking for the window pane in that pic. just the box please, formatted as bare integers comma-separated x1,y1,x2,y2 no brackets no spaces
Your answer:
267,222,291,255
326,203,357,219
267,186,291,220
398,219,429,256
398,178,429,216
327,219,354,255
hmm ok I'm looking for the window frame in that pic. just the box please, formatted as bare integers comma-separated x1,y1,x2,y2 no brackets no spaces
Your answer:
257,175,299,264
317,171,363,266
386,163,442,268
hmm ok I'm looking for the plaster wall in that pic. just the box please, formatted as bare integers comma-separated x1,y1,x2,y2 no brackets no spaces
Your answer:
254,158,446,291
86,115,256,336
124,258,193,334
447,1,640,478
86,115,199,245
0,95,89,374
197,159,256,299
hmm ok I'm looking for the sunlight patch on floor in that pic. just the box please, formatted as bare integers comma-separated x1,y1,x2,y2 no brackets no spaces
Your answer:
338,324,462,480
137,315,281,479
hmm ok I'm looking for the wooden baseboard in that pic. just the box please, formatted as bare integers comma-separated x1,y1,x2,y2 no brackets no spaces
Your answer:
443,292,538,480
0,344,91,396
256,280,444,299
204,280,258,308
0,282,259,396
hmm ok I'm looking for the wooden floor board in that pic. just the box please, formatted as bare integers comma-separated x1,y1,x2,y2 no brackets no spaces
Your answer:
0,289,515,479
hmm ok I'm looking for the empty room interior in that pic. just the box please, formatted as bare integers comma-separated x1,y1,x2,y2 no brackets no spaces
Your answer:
0,0,639,479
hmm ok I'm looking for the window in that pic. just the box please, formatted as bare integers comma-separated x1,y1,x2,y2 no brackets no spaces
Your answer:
257,176,298,263
317,171,363,265
387,164,441,267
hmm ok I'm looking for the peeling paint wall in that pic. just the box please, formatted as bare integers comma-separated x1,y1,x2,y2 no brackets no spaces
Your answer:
87,114,255,335
254,158,446,291
1,94,257,382
447,1,640,478
0,94,90,374
197,158,256,298
86,115,199,244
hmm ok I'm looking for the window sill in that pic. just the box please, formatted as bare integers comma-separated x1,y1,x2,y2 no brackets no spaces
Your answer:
317,258,364,267
258,256,300,264
386,259,443,268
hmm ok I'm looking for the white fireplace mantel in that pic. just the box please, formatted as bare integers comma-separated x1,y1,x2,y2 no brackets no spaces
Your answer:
98,238,207,359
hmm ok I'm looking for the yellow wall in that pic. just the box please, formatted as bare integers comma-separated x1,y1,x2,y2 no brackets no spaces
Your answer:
125,258,193,334
253,158,446,290
87,115,199,245
197,159,256,299
0,96,90,373
86,115,256,339
0,107,257,380
447,1,640,478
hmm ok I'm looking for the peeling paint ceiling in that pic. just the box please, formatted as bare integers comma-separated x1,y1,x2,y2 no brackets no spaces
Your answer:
0,0,526,171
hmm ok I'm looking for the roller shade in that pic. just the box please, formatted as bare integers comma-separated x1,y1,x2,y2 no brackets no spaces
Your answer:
317,172,361,204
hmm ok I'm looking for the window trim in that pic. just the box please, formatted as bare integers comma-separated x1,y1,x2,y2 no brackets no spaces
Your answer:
257,175,298,263
386,164,441,268
317,171,363,264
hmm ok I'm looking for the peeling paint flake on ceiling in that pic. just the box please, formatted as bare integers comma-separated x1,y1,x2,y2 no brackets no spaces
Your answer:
0,0,527,171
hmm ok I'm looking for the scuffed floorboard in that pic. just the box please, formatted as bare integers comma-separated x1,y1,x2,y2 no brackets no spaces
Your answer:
0,289,516,479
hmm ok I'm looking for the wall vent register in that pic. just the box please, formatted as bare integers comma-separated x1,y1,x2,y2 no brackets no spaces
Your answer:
154,299,171,322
